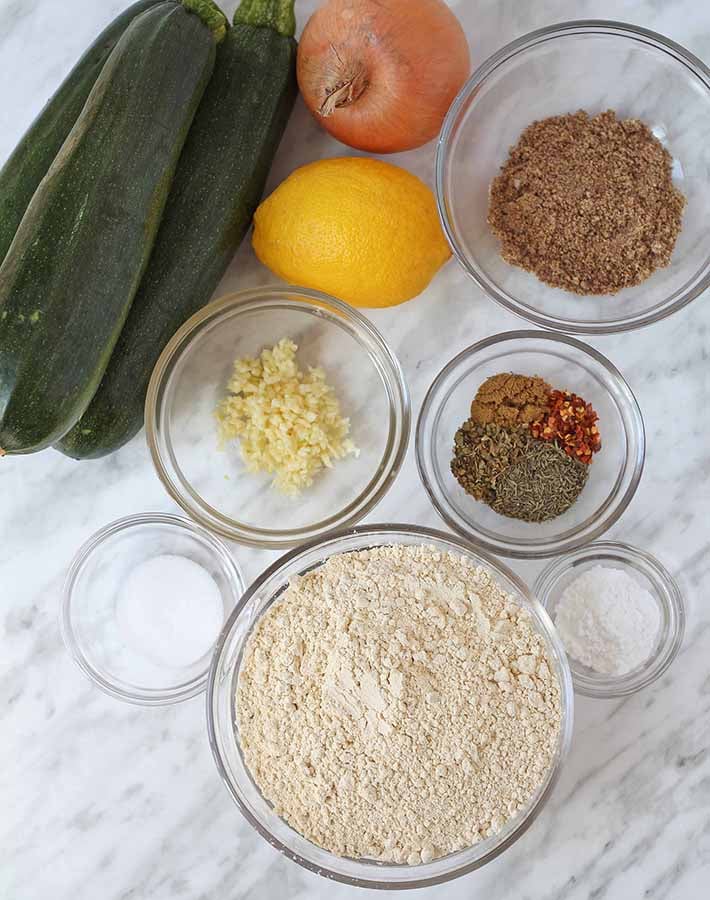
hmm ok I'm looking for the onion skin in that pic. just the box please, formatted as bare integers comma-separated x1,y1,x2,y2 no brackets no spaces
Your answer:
297,0,470,153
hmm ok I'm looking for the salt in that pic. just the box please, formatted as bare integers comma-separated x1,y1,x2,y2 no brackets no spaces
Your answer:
116,554,224,669
554,565,661,676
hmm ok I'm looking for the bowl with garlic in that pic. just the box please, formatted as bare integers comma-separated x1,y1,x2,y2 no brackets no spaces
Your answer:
146,286,410,548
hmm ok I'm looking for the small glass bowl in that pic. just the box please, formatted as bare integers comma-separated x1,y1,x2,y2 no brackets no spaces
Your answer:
534,542,685,698
61,513,245,705
436,21,710,334
146,287,410,548
207,524,574,889
416,331,645,559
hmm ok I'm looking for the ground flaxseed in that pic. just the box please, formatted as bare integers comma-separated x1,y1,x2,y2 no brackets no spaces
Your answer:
487,109,686,295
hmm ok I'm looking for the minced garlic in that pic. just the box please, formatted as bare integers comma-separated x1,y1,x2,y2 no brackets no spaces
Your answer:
215,338,358,496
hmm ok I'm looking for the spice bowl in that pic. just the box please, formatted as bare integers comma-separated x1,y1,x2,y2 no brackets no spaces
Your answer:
146,287,410,548
437,21,710,334
416,331,645,559
207,524,574,889
535,542,684,698
61,513,245,705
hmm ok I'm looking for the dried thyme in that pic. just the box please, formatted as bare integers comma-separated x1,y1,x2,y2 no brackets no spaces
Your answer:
490,441,588,522
451,420,587,522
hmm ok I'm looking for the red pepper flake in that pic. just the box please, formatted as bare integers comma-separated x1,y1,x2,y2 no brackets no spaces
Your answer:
530,390,601,465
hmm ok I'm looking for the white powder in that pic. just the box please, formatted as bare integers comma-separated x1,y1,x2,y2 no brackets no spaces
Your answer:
554,565,661,675
236,545,561,864
116,555,224,669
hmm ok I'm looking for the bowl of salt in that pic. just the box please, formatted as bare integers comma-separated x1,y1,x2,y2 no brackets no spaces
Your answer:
61,512,244,705
534,541,685,698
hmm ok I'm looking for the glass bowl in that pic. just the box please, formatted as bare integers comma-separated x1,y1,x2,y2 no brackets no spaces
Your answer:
146,287,410,548
61,513,245,706
207,524,574,889
534,542,685,698
436,21,710,334
416,331,645,559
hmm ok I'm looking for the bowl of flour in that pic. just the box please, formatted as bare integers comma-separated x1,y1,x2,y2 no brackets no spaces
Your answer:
207,525,573,888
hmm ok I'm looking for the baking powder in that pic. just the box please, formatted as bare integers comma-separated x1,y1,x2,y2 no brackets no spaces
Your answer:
554,565,660,676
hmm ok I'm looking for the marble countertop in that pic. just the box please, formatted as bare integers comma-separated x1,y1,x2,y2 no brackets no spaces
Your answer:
2,0,709,898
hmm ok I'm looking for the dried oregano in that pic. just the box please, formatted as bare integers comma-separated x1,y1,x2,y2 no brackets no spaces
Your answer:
451,420,587,522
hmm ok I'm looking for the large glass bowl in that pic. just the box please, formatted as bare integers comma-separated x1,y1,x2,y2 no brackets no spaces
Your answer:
416,331,645,559
146,287,410,548
206,525,574,890
436,21,710,334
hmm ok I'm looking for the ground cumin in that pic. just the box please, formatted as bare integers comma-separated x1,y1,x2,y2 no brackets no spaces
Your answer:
471,373,551,426
487,110,686,295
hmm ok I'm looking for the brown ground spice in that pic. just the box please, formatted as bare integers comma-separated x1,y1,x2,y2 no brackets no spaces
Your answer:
487,110,686,295
471,373,551,426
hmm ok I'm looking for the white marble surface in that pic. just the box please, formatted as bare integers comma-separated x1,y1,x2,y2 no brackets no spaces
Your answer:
2,0,710,897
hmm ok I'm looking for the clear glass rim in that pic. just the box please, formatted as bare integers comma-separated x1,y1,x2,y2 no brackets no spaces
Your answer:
60,512,246,706
435,19,710,335
415,329,646,559
206,523,575,889
534,541,686,698
145,286,411,548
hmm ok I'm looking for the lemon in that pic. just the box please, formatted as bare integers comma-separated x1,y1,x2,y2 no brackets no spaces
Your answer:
252,157,451,308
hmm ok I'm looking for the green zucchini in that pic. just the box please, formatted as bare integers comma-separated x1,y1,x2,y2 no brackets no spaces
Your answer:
0,0,226,455
58,0,298,460
0,0,164,267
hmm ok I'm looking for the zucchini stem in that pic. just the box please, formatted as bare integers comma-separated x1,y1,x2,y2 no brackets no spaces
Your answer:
181,0,228,42
234,0,295,38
